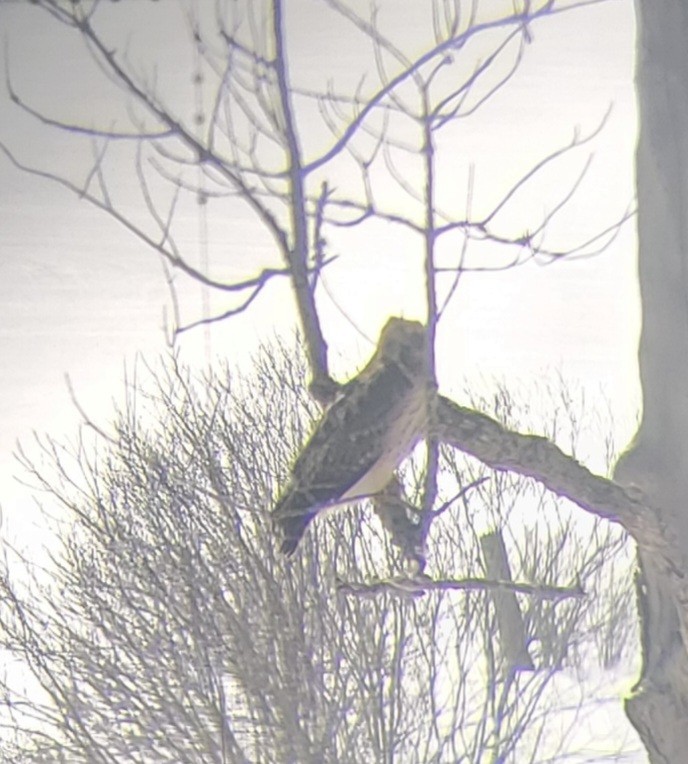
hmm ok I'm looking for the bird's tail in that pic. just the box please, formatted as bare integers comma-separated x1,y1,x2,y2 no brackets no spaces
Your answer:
273,505,315,557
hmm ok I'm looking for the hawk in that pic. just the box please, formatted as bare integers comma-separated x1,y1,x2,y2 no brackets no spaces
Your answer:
273,317,428,556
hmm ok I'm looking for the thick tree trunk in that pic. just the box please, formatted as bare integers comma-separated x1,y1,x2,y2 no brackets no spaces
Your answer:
613,2,688,759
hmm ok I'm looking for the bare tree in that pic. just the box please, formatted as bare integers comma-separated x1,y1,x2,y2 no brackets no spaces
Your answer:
0,0,628,389
0,0,650,758
0,346,636,762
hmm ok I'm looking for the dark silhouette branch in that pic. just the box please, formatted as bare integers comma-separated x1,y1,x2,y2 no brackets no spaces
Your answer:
272,0,332,401
337,573,585,600
435,394,688,653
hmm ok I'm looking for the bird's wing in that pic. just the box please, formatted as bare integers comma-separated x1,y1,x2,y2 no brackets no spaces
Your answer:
274,359,422,555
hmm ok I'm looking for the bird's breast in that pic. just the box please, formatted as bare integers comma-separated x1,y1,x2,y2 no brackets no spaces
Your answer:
342,384,427,501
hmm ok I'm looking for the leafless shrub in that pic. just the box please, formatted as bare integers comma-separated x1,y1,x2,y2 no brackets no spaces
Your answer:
0,346,637,762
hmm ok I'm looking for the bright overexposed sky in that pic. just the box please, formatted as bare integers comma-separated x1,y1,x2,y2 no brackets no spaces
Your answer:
0,1,645,759
0,2,637,519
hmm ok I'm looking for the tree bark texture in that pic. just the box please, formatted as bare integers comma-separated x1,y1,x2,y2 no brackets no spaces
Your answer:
613,2,688,759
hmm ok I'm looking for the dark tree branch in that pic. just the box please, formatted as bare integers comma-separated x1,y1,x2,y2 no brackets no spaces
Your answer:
337,573,585,600
272,0,332,402
435,394,688,653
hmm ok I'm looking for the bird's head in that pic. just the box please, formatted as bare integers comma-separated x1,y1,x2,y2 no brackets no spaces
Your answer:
377,317,427,374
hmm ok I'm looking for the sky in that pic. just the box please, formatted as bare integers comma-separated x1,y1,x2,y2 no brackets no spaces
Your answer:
0,0,643,758
0,1,638,522
0,0,639,515
0,0,638,509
